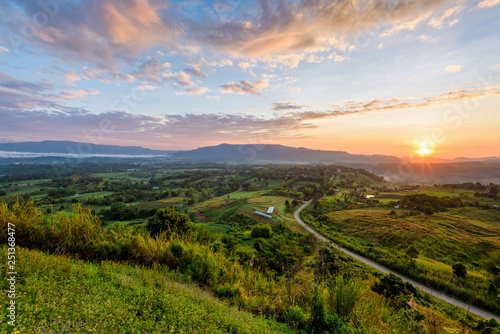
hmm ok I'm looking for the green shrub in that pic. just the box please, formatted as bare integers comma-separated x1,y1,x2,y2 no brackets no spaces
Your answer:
330,275,364,318
251,224,273,238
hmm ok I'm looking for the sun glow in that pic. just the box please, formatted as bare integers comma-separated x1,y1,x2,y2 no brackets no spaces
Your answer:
418,146,431,155
416,141,433,156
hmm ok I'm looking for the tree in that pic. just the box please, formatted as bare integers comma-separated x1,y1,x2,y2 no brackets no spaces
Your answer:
372,274,417,309
251,224,272,238
284,199,292,213
292,199,299,207
452,263,467,279
147,207,191,237
423,206,434,215
490,185,498,198
406,246,420,265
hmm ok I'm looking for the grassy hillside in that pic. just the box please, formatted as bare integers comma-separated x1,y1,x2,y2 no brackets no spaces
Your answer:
0,246,289,333
302,204,500,316
2,177,499,333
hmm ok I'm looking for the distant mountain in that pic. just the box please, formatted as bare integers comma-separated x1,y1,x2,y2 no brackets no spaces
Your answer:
171,143,403,164
451,156,500,163
0,141,173,156
1,141,497,165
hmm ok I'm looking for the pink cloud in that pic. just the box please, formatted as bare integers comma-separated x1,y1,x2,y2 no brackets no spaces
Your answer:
220,80,269,95
60,89,100,99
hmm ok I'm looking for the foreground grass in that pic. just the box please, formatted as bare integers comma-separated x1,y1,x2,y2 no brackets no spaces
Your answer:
2,201,494,333
0,246,290,334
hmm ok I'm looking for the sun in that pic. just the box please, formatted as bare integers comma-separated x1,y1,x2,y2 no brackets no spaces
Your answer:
416,141,433,156
418,146,431,155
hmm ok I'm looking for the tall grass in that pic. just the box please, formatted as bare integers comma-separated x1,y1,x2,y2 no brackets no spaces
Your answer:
329,275,365,318
0,201,477,333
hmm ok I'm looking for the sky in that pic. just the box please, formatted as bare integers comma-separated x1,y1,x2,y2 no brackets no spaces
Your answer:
0,0,499,159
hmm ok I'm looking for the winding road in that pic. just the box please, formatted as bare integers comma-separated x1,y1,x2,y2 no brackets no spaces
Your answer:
294,199,500,322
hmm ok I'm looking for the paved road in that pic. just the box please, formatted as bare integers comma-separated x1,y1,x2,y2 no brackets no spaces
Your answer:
294,199,500,322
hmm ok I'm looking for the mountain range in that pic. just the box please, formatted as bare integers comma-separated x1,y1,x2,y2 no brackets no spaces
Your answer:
0,140,498,164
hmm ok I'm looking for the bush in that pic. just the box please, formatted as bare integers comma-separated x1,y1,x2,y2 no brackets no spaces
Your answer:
147,207,192,237
285,306,307,330
251,224,272,238
330,275,364,318
452,263,467,279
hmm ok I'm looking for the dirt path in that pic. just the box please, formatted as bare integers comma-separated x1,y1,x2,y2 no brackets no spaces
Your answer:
294,199,500,322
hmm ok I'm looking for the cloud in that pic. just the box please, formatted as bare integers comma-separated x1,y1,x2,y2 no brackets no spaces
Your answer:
3,0,175,69
272,101,309,111
477,0,500,8
268,54,305,69
0,72,57,109
445,65,462,73
2,84,499,149
2,0,452,67
306,54,324,63
137,84,161,91
380,13,431,37
220,79,269,95
133,58,165,84
328,52,346,62
238,62,254,71
493,64,500,70
187,58,233,68
175,87,209,95
0,46,9,54
207,95,220,101
60,89,100,99
428,5,464,28
63,70,81,87
183,67,206,78
420,35,437,43
0,72,52,93
162,71,194,87
196,0,448,57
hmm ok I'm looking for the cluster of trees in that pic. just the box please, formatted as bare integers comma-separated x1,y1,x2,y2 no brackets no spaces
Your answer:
253,232,316,275
399,193,462,213
436,182,489,190
474,185,498,199
284,199,300,214
100,203,157,221
268,186,302,198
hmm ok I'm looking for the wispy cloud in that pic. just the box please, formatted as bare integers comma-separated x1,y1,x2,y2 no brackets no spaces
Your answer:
183,67,206,78
0,46,9,54
175,87,209,95
2,84,499,149
60,89,99,99
477,0,500,8
428,5,464,29
328,52,346,62
2,0,450,65
162,71,194,88
272,101,309,111
420,35,437,43
137,84,161,91
444,65,462,73
380,13,430,37
220,79,269,95
133,58,166,84
0,72,56,109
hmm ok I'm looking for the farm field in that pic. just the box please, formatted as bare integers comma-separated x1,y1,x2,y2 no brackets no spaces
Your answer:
2,162,500,329
303,183,500,316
